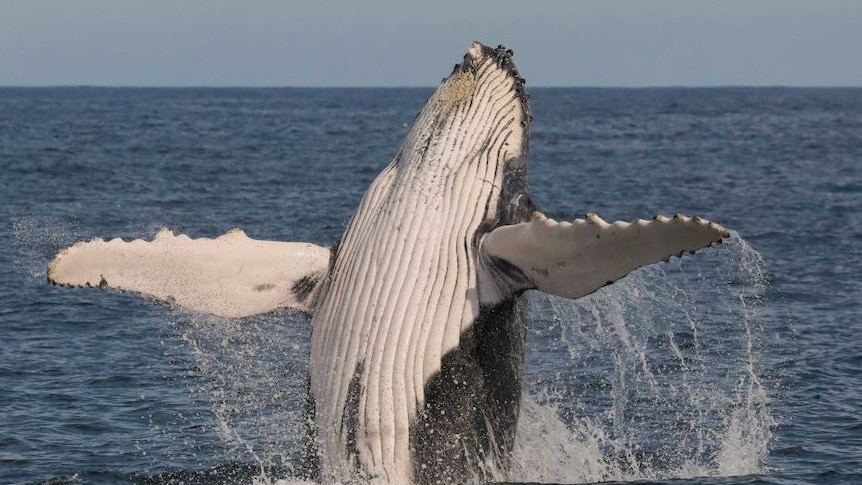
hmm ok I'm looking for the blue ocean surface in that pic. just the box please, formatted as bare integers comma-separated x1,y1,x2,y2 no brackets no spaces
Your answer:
1,87,860,485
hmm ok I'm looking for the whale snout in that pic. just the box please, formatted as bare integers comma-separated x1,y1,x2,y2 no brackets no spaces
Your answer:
456,42,527,94
437,41,530,134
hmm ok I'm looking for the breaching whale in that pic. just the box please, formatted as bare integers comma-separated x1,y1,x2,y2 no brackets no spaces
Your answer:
48,42,730,484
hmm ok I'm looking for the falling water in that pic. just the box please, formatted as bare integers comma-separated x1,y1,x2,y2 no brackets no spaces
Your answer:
510,233,775,483
160,311,312,482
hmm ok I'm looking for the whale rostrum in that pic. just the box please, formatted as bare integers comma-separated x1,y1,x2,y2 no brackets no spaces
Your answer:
48,42,729,484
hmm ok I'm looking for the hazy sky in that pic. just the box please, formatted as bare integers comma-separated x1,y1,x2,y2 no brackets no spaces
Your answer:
2,0,861,87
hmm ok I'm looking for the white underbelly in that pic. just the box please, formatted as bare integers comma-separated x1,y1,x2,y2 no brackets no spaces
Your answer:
309,206,482,482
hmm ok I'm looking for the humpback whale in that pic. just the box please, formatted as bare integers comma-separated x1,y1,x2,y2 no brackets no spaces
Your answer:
48,42,729,484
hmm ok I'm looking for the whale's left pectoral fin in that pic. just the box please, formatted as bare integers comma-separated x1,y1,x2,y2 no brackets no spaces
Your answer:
48,228,331,318
481,213,730,302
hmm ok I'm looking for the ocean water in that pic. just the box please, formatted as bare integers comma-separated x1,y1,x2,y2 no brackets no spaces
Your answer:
1,87,860,485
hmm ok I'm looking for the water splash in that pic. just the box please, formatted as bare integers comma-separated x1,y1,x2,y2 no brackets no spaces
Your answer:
163,310,312,481
716,236,774,477
154,234,773,484
513,233,774,483
11,215,79,278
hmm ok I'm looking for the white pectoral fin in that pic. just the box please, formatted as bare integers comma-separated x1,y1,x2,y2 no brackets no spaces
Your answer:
481,213,730,301
48,228,331,318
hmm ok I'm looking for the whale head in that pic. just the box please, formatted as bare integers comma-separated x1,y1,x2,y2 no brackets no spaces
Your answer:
433,41,530,165
391,42,532,225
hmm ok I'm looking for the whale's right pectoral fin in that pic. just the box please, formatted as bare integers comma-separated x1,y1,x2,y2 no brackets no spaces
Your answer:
48,228,331,318
480,212,730,303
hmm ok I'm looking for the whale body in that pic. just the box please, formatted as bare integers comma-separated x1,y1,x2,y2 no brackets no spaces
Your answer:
48,42,729,484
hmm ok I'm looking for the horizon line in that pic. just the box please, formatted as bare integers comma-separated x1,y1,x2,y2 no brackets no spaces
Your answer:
2,84,862,90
